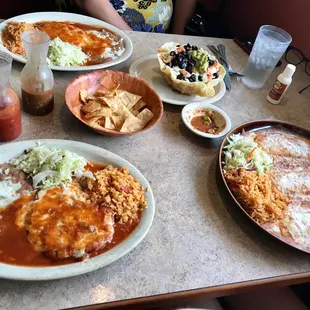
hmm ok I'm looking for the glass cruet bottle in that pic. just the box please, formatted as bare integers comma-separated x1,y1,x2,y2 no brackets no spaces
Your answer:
20,30,54,116
0,51,22,142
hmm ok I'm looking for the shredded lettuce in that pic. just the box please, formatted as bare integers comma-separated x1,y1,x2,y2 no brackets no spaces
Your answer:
47,37,88,67
224,133,273,175
10,145,89,189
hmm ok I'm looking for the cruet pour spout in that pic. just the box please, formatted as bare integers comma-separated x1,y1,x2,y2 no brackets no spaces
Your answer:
22,30,50,64
0,51,11,88
0,51,13,108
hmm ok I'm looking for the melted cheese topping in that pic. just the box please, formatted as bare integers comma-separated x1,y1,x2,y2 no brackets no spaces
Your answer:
261,133,310,158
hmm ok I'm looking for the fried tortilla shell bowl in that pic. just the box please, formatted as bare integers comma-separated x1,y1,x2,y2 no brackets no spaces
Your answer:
157,53,226,97
65,70,163,136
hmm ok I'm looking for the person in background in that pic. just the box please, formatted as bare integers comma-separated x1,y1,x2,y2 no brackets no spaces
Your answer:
171,0,222,35
63,0,173,32
171,0,197,34
1,1,55,19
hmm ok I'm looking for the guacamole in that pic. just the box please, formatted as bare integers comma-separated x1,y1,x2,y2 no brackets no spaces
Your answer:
190,49,209,74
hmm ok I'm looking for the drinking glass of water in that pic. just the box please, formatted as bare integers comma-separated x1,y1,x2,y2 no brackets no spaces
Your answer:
241,25,292,89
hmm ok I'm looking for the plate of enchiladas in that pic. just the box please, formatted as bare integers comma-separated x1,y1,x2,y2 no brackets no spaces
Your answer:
219,120,310,254
0,140,154,280
0,12,133,71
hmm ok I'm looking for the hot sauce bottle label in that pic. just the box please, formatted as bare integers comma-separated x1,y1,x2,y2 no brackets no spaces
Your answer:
268,80,287,101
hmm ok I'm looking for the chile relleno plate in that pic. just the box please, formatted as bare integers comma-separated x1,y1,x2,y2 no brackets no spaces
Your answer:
0,139,154,280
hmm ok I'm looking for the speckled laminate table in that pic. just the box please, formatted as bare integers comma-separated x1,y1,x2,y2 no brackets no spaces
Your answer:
1,31,310,310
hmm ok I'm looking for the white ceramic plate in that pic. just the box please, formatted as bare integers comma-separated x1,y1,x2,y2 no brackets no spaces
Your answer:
0,139,155,280
129,55,226,106
0,12,133,71
182,102,231,138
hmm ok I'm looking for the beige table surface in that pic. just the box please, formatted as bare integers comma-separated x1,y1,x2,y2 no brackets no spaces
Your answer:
1,31,310,310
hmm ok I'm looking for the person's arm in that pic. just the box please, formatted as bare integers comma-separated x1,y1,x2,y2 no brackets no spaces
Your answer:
172,0,197,34
74,0,132,30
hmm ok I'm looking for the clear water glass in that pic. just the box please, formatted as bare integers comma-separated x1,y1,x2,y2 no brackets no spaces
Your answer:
241,25,292,89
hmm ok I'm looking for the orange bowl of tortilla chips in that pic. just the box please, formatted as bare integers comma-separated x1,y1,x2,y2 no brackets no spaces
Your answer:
65,70,163,136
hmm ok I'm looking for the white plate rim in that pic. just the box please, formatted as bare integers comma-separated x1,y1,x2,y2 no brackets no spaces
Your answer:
0,139,155,281
0,12,133,71
129,54,226,106
181,102,231,138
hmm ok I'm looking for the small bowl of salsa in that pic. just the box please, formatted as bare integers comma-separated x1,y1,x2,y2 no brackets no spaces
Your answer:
181,103,231,138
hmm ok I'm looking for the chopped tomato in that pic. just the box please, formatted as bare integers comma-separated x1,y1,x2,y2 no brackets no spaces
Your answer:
120,185,132,194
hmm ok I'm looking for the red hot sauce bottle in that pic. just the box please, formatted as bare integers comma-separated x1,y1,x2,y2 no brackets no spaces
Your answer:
0,51,22,142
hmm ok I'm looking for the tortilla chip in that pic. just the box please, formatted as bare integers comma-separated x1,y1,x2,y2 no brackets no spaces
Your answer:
84,95,106,103
104,96,122,112
133,100,146,111
120,115,145,133
84,107,113,119
93,90,109,97
84,116,101,126
80,89,88,103
107,84,120,96
116,104,131,119
111,116,124,130
100,77,119,91
115,90,141,110
104,117,116,130
93,84,119,97
105,95,132,118
130,109,139,116
137,108,154,124
81,101,102,113
98,117,106,127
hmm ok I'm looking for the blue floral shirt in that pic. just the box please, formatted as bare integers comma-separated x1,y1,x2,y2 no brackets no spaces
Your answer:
109,0,173,32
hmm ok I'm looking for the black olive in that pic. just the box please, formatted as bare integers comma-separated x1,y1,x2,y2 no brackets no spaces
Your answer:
186,64,193,73
190,74,196,81
213,72,219,79
192,46,198,50
170,51,176,57
171,58,178,66
198,75,203,81
177,74,185,80
179,62,186,69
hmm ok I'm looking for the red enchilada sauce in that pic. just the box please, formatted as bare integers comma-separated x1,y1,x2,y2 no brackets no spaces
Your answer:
34,21,124,65
0,163,141,266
